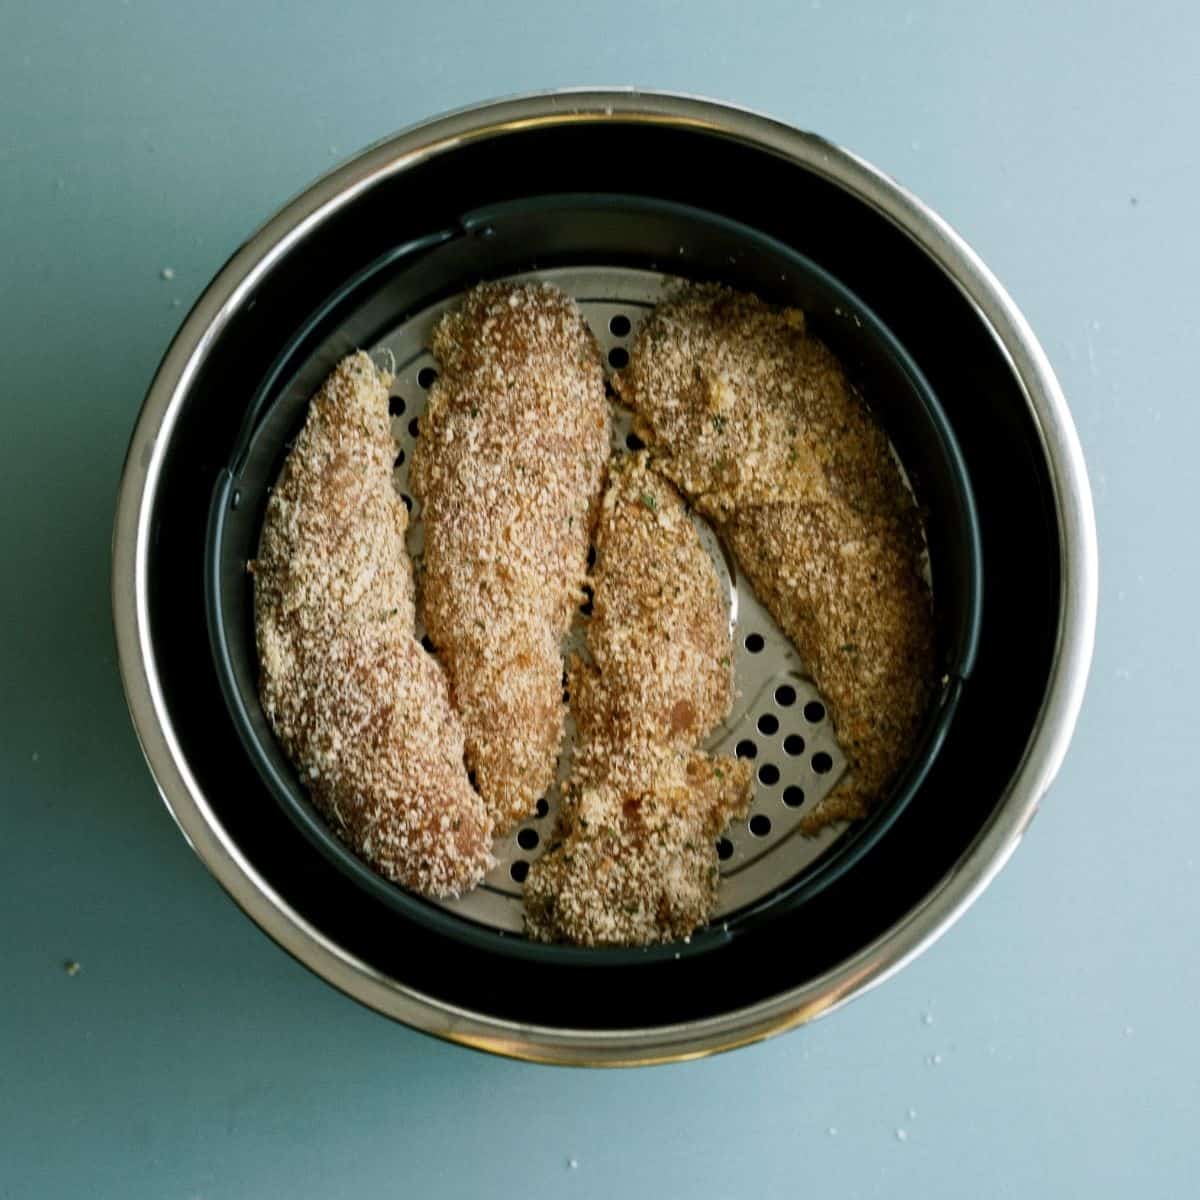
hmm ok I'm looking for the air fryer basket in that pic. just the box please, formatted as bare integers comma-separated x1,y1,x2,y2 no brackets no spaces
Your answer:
114,93,1096,1063
205,195,982,961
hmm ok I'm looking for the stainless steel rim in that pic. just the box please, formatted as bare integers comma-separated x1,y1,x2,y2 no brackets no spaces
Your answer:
112,89,1098,1066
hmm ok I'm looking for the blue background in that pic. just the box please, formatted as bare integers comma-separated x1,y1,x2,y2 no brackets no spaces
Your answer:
3,2,1196,1196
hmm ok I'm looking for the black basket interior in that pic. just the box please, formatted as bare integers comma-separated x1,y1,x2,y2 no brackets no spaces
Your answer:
205,193,983,965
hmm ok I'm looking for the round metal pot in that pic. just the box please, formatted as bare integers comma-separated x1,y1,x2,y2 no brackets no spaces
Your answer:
112,90,1097,1065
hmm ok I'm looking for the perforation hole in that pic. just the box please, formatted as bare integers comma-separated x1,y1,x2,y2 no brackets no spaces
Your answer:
804,701,826,723
784,734,805,756
749,814,772,838
389,394,406,416
735,739,758,760
744,632,765,654
812,752,834,775
783,785,805,808
774,684,797,707
417,366,438,389
716,837,734,861
757,713,779,736
608,346,629,369
516,828,539,851
609,314,631,337
509,860,529,883
758,763,780,786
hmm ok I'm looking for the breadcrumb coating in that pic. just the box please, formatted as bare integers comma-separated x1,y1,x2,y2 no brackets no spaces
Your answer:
615,285,934,829
410,283,609,833
525,455,752,945
253,352,493,898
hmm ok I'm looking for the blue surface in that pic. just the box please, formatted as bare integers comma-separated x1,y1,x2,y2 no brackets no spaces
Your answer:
2,2,1197,1196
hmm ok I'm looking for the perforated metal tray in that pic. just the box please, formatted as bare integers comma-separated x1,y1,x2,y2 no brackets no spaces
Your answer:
377,266,857,932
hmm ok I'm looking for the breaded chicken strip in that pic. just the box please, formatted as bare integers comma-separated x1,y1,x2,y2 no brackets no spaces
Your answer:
410,282,609,833
614,285,934,830
254,352,493,898
524,455,752,946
